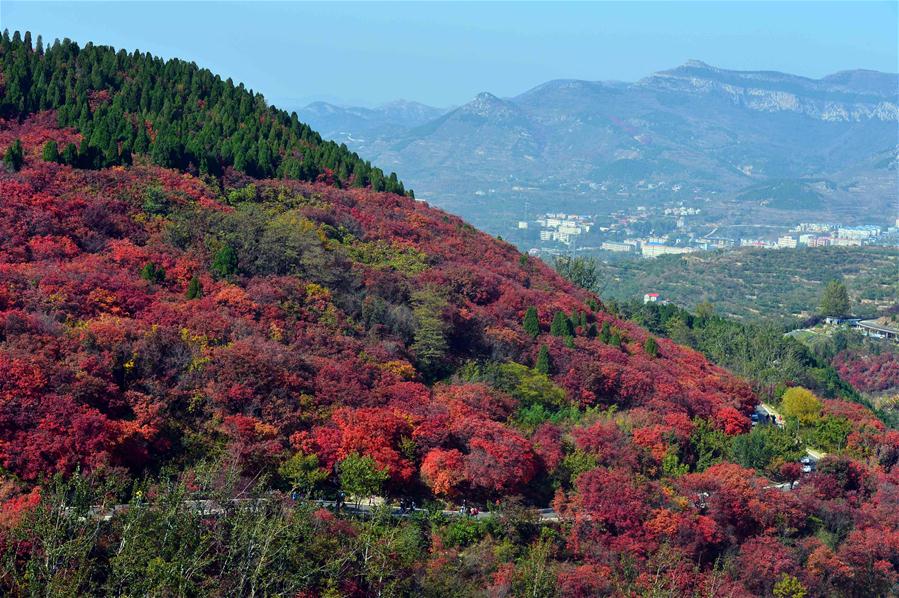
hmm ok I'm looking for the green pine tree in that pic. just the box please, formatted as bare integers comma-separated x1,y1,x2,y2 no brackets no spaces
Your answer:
550,311,574,337
535,344,552,375
523,306,540,338
186,275,203,299
3,138,24,171
139,262,165,284
410,288,449,379
819,280,851,317
609,331,622,349
644,336,659,357
41,139,59,162
599,321,611,344
211,244,238,279
61,142,78,165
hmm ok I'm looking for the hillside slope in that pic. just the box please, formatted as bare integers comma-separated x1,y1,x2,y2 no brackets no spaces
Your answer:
0,112,754,487
2,34,898,597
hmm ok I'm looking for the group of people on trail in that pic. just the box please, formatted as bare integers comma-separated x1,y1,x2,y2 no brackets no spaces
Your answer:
459,500,479,517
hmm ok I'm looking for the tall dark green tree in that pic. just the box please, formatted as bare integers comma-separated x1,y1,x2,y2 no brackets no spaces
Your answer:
3,138,24,171
211,244,238,279
599,321,611,344
61,142,78,165
535,344,552,375
410,288,449,379
41,139,59,162
819,280,851,317
550,311,574,337
522,307,540,338
186,276,203,300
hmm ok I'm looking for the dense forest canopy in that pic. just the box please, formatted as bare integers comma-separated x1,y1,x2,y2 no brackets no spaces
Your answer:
1,30,898,597
0,29,408,194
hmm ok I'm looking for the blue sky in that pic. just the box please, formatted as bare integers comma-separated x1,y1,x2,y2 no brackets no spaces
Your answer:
3,2,897,108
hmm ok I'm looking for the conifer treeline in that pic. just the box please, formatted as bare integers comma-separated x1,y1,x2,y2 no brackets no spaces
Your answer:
0,30,409,195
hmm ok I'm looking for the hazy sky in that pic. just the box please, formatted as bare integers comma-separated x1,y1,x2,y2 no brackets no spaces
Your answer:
4,2,897,108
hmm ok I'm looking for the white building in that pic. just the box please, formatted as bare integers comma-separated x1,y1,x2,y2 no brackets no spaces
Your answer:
777,235,798,249
740,239,775,248
644,293,660,304
601,241,634,253
837,226,880,240
831,237,863,247
641,243,695,258
796,223,835,233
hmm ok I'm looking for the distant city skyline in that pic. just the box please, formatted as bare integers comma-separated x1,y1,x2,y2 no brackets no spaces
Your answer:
4,1,897,107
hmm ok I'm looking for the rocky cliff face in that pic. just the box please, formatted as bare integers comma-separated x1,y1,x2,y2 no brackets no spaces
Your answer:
641,60,898,122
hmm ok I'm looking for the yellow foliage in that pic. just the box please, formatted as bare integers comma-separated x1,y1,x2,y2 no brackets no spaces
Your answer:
781,387,822,425
380,360,417,380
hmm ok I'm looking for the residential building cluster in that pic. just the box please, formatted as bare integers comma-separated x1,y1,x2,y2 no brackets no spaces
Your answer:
531,213,594,246
512,203,898,261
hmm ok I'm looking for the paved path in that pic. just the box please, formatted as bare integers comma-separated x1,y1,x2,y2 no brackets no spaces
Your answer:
74,496,562,523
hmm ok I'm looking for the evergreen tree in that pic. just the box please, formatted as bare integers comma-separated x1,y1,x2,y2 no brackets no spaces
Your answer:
819,280,851,317
61,142,78,165
0,31,412,195
644,336,659,357
550,311,574,337
211,244,238,279
139,262,165,284
609,331,623,349
599,321,611,344
3,138,24,171
535,344,552,375
522,306,540,338
41,139,59,163
410,288,448,379
186,275,203,299
586,322,598,338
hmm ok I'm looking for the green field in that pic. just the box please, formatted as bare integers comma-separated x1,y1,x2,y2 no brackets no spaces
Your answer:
594,246,898,322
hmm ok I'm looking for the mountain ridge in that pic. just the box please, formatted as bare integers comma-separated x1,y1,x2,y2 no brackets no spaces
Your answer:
297,60,898,230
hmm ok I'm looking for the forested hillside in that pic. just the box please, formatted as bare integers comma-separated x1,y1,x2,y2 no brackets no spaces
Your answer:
1,33,898,596
0,30,407,193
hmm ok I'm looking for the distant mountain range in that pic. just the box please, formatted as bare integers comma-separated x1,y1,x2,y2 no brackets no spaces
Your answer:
297,61,898,231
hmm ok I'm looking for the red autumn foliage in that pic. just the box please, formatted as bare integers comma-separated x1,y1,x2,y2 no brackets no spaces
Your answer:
1,114,897,595
833,349,899,393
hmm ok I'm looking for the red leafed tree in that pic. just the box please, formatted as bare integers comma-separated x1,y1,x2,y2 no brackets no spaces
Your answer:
457,418,537,494
569,467,652,558
221,414,284,473
420,448,465,496
713,406,750,436
734,536,799,596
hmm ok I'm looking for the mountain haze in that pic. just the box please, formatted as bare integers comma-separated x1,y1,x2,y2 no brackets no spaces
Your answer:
299,62,898,230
